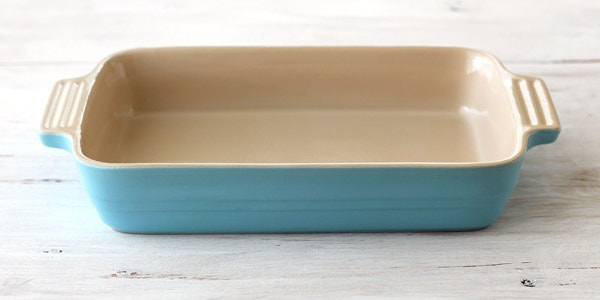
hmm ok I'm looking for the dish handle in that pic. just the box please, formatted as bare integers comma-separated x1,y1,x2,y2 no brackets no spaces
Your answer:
510,75,561,149
39,77,89,153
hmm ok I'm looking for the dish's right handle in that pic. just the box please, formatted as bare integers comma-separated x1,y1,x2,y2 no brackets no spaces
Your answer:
510,75,561,149
39,77,89,153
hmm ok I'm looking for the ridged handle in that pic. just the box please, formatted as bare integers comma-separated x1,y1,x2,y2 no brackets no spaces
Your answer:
511,76,559,129
40,77,89,152
510,75,561,148
41,78,88,132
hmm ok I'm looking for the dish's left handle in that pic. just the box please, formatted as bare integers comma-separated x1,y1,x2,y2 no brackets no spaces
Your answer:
39,77,89,153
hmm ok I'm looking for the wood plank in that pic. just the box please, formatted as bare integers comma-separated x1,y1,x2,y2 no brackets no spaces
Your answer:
0,0,599,64
1,62,599,297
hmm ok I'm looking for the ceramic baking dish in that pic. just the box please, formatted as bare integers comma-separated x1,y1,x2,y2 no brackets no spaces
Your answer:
40,47,560,233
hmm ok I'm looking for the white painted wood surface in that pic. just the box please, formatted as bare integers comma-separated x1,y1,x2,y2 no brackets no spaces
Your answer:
1,0,599,298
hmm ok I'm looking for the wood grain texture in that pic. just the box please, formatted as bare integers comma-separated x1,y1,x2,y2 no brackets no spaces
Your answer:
1,0,599,298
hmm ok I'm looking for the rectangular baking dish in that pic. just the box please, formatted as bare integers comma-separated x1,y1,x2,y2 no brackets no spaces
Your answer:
40,47,560,233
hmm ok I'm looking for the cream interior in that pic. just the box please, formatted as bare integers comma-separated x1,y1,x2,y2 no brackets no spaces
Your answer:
81,48,518,164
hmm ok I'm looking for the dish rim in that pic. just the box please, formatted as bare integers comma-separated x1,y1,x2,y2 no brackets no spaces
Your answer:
40,46,561,169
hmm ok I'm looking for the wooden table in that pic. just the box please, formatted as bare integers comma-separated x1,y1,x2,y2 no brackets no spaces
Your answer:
1,1,599,297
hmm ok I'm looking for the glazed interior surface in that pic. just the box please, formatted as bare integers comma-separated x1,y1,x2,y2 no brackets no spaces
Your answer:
81,48,518,164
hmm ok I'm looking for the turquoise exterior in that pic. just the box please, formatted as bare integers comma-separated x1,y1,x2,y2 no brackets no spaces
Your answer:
40,129,559,233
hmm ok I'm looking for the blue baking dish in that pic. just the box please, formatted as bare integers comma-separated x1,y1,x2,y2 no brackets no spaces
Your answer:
39,47,560,233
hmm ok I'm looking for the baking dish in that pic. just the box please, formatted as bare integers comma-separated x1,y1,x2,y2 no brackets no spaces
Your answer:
39,47,560,233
